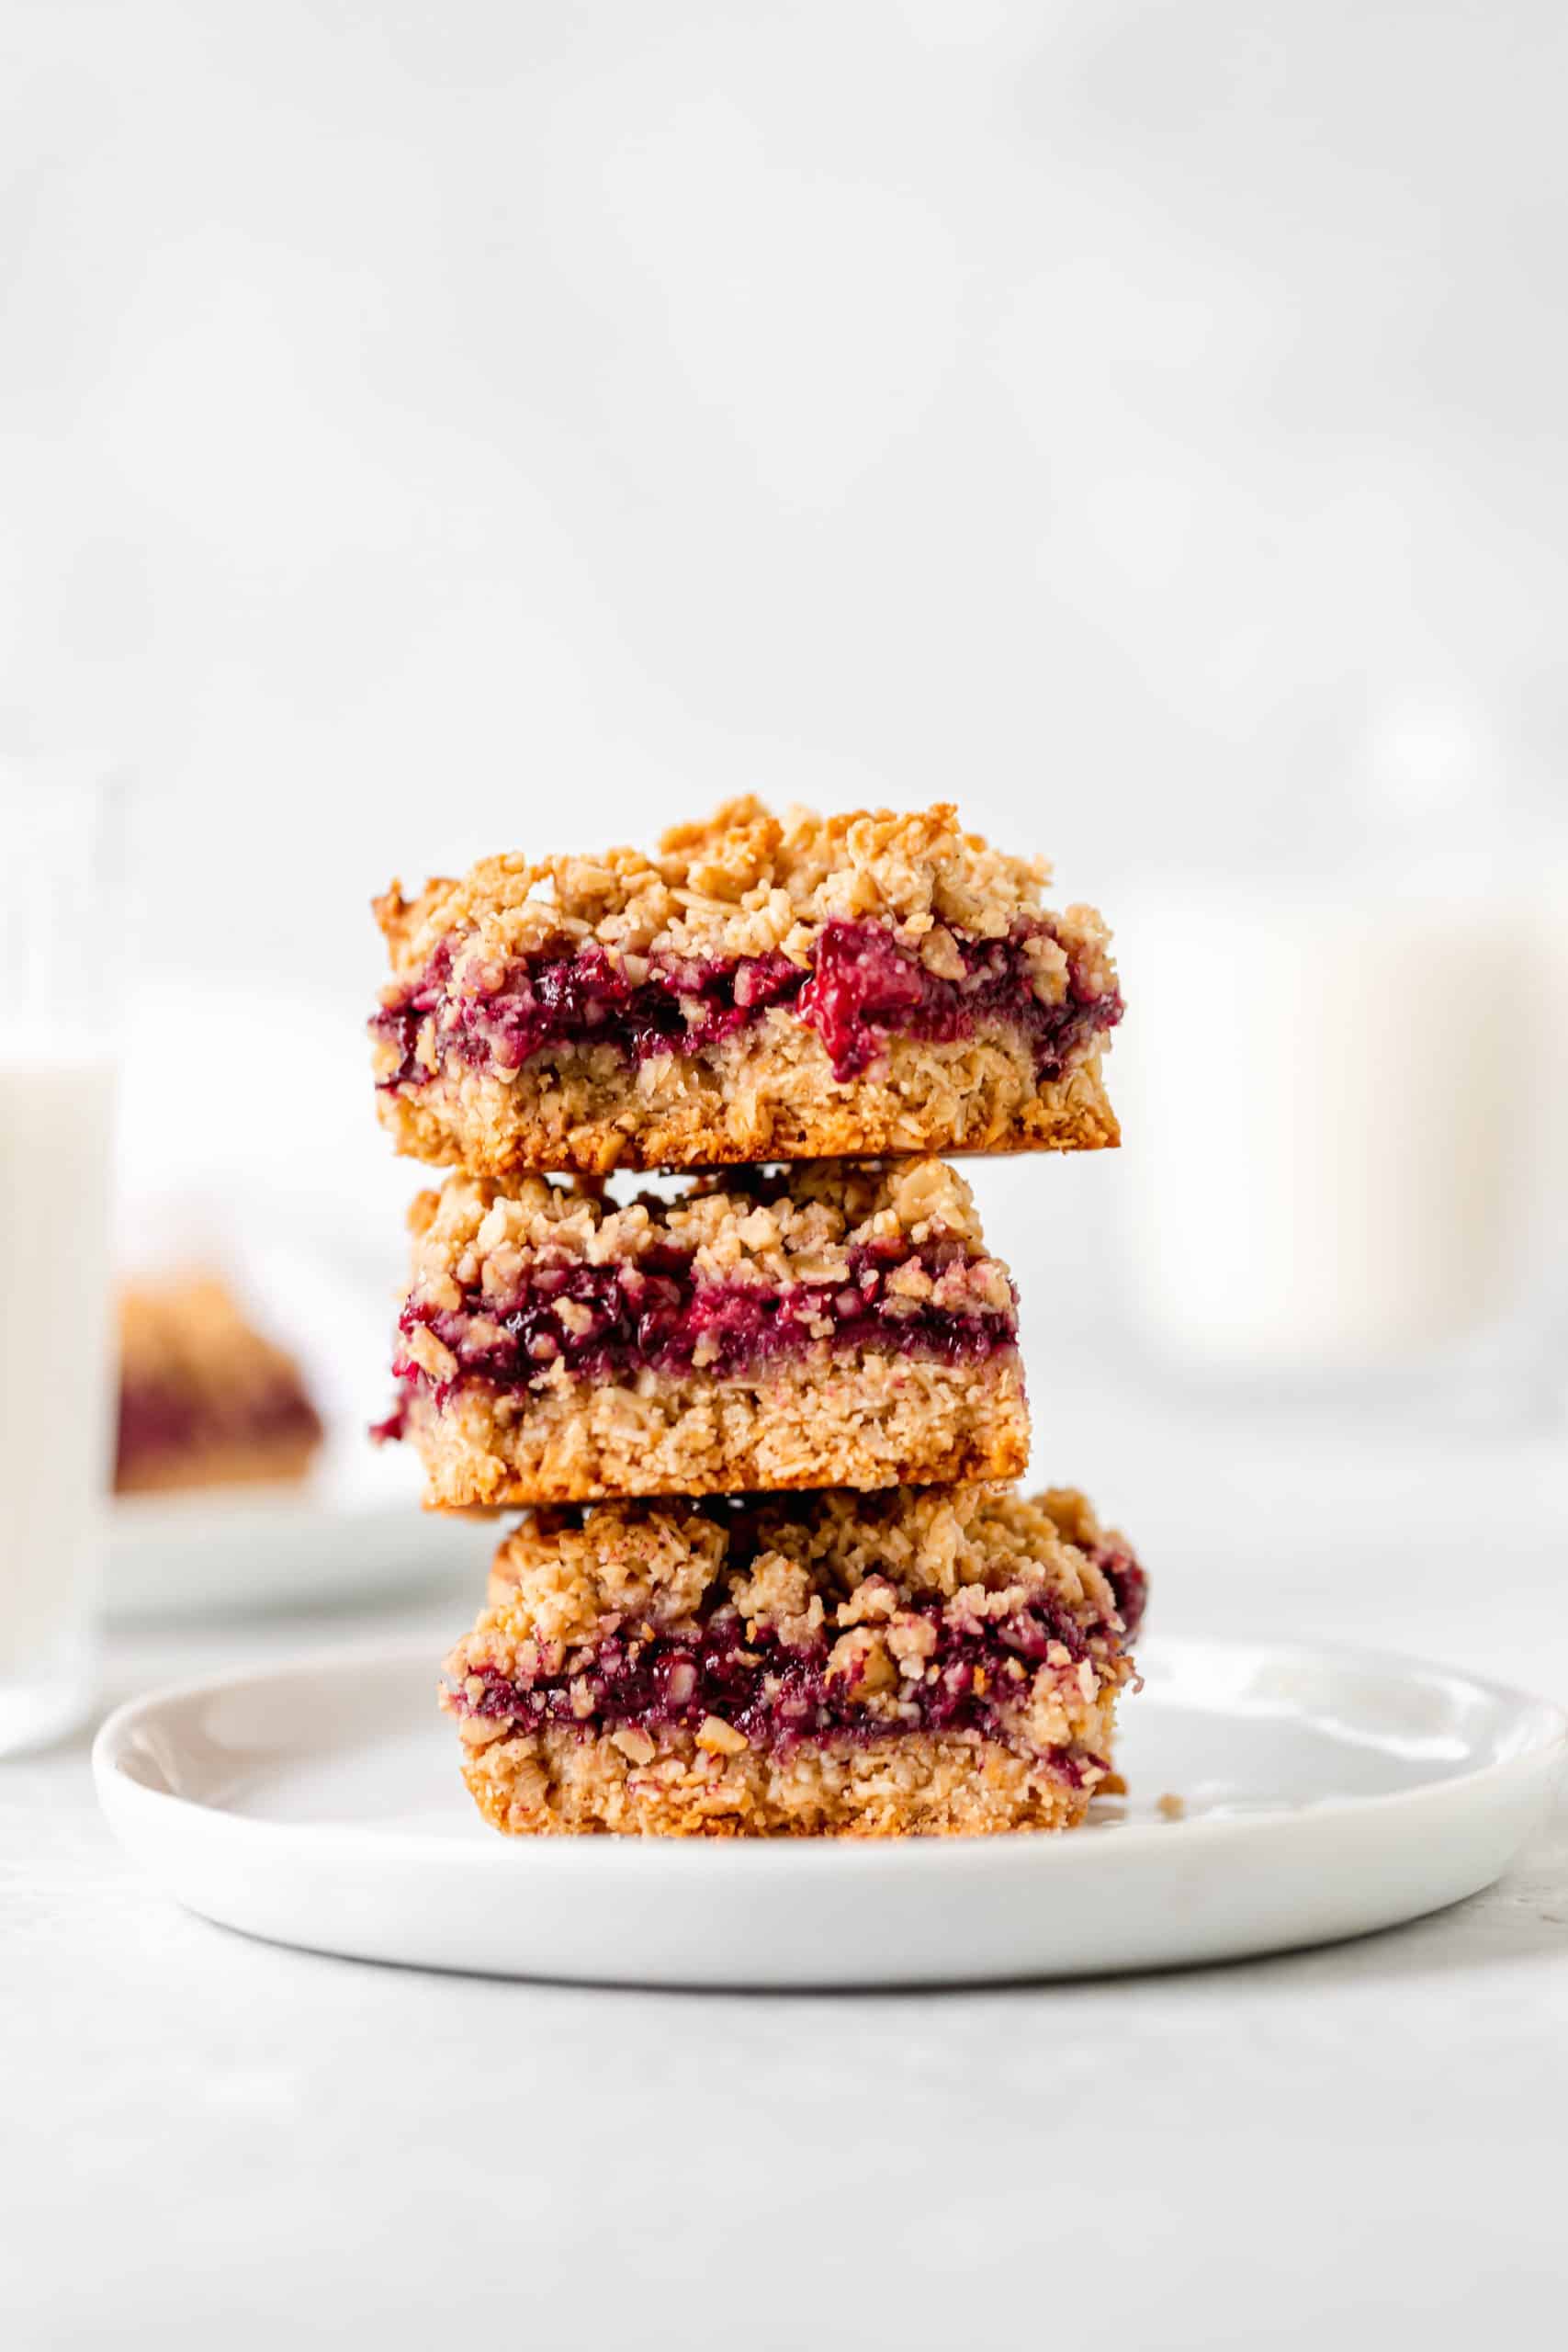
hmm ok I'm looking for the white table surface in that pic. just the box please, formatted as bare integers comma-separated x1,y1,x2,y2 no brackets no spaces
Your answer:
5,1399,1568,2351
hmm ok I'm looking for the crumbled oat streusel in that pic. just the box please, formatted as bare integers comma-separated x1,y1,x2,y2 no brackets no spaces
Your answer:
442,1484,1145,1839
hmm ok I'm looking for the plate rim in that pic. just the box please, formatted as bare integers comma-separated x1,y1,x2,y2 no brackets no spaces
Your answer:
105,1491,482,1625
93,1628,1568,1874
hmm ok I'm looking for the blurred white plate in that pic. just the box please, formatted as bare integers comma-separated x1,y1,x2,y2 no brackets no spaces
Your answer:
107,1489,487,1620
94,1634,1565,1984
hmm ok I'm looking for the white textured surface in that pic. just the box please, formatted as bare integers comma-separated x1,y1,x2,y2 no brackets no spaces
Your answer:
6,1409,1568,2347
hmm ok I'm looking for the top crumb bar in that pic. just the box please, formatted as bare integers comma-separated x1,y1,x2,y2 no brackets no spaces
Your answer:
371,797,1122,1176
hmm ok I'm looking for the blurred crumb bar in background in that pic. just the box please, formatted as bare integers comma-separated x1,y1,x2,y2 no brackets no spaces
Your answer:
115,1276,324,1496
369,797,1122,1178
379,1156,1029,1506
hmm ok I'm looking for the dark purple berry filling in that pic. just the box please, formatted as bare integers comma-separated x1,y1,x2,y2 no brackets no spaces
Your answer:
390,1235,1018,1406
1095,1546,1147,1646
795,921,1114,1080
372,916,1121,1089
451,1561,1136,1763
116,1383,319,1477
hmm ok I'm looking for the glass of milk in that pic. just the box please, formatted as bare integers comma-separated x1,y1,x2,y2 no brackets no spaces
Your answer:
0,763,122,1755
1111,696,1568,1419
1113,889,1557,1396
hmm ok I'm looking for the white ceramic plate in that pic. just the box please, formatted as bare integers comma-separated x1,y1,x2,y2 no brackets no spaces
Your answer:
94,1634,1566,1986
107,1488,487,1621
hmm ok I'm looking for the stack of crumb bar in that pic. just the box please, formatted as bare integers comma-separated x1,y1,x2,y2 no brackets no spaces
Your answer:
369,798,1147,1838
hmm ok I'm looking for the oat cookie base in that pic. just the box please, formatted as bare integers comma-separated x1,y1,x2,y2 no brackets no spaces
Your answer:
456,1715,1115,1838
114,1432,320,1497
378,1017,1118,1176
409,1349,1031,1508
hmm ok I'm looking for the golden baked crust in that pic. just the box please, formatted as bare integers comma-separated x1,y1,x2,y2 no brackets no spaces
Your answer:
444,1484,1142,1838
457,1721,1107,1838
404,1351,1029,1507
376,1020,1118,1177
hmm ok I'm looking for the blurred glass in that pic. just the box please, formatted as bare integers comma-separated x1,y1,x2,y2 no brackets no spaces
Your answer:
1111,701,1566,1423
0,763,123,1754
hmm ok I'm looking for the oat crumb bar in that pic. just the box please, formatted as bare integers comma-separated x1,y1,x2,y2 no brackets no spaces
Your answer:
116,1276,322,1496
378,1157,1028,1506
371,797,1121,1175
443,1483,1145,1838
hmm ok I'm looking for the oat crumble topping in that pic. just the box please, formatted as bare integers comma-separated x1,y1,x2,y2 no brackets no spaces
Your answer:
375,797,1093,977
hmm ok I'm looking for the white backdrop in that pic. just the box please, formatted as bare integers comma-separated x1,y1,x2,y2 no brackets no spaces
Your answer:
7,2,1566,972
6,0,1566,1397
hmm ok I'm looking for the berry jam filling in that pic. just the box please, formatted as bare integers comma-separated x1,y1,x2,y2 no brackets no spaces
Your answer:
392,1236,1018,1403
452,1568,1136,1762
795,921,1115,1081
1095,1546,1147,1646
116,1384,319,1476
372,917,1121,1088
